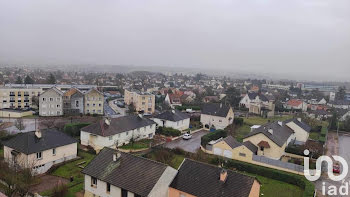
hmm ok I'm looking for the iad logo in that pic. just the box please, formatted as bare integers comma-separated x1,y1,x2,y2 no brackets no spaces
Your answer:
303,149,348,182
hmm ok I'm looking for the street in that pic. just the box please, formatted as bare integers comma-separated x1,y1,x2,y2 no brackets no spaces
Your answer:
163,130,209,153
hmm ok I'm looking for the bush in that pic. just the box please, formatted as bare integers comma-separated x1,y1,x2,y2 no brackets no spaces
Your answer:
156,127,181,137
64,122,90,137
201,130,227,146
223,159,314,197
175,105,201,111
233,117,244,126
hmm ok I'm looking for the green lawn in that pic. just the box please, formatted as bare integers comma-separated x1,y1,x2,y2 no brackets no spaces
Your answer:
234,124,251,142
255,175,304,197
42,150,95,196
309,132,320,141
145,150,185,169
243,115,293,126
120,139,152,150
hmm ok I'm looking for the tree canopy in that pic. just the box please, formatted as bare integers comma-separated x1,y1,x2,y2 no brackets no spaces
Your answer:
47,73,56,84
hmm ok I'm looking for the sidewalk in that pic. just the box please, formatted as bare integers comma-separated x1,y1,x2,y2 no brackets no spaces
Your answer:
326,131,339,157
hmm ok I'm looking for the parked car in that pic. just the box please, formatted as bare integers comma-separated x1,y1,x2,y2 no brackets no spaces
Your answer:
182,133,192,140
333,164,340,174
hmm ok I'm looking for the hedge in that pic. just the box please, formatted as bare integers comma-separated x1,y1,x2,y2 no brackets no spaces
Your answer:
210,157,314,197
156,127,181,137
64,122,91,137
201,129,227,146
175,105,201,111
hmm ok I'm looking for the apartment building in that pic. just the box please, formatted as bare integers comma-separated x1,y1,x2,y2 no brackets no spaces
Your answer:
0,87,41,109
124,89,155,114
84,88,104,115
39,87,64,116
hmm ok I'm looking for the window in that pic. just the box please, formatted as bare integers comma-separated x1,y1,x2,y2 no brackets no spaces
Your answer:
56,98,60,101
52,148,56,155
50,98,53,101
57,104,60,108
91,177,97,187
87,103,90,107
36,152,42,160
99,103,101,107
106,183,111,193
93,103,96,107
75,100,79,107
42,98,46,101
121,189,128,197
219,120,222,123
239,153,246,157
260,147,264,151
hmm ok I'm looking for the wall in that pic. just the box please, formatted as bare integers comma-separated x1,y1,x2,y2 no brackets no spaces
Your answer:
168,187,196,197
243,133,286,160
84,175,135,197
39,89,63,116
248,180,261,197
84,90,104,115
148,167,178,197
4,143,77,174
81,124,156,152
286,122,309,142
0,110,33,118
153,118,190,131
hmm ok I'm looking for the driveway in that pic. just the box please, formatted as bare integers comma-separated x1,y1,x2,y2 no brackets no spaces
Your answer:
163,130,209,153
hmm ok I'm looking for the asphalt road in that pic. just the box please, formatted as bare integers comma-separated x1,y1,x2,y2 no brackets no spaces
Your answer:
163,130,209,153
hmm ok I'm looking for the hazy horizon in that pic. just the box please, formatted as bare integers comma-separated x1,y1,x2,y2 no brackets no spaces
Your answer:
1,0,349,81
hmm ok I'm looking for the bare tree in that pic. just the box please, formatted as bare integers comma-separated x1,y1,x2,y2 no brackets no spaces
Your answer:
14,118,26,131
40,117,57,129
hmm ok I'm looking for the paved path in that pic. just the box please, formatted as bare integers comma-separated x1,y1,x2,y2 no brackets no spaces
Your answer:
163,130,209,153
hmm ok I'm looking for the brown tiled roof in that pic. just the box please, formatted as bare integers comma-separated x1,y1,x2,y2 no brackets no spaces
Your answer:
257,141,270,148
170,159,257,197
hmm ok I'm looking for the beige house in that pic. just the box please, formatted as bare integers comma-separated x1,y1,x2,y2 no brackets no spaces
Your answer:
124,89,155,114
169,159,260,197
84,88,104,115
82,147,177,197
81,115,156,152
39,87,64,116
2,129,77,174
205,136,257,163
200,103,234,130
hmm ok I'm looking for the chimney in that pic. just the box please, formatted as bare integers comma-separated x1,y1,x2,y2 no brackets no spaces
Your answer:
105,118,111,126
220,169,228,183
171,110,175,114
268,129,273,135
297,118,302,122
138,114,143,119
220,103,223,108
278,121,283,126
35,130,42,139
113,152,121,162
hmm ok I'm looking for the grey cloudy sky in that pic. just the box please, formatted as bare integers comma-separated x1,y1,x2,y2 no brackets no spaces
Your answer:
0,0,349,80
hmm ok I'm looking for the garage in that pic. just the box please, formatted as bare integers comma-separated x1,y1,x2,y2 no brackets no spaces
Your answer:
213,147,223,156
223,150,232,158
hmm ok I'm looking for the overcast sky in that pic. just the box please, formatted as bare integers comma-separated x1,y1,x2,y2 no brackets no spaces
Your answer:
0,0,349,80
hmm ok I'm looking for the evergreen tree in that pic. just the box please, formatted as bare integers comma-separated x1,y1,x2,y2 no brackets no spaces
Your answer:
24,75,34,84
16,76,22,84
47,73,56,84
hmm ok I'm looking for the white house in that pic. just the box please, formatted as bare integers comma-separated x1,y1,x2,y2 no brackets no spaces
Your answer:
284,118,311,143
164,93,182,108
2,129,77,174
152,110,190,131
200,103,234,130
80,115,156,152
82,148,177,197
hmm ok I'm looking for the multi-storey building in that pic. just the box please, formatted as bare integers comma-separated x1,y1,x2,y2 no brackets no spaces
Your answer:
84,88,104,115
0,87,41,109
124,89,155,114
39,87,64,116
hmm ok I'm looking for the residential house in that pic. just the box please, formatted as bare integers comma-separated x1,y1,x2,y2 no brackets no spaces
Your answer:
152,110,190,131
243,121,295,160
70,90,85,114
327,100,350,109
2,129,77,174
124,89,155,114
165,93,182,109
82,147,177,197
169,159,260,197
206,136,257,162
200,103,234,130
284,99,308,112
203,96,220,103
240,93,275,117
243,119,310,160
84,88,104,115
80,115,156,152
39,87,64,116
63,88,82,115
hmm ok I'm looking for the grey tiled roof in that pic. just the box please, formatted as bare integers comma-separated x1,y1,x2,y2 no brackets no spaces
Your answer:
284,118,311,133
201,103,231,117
2,129,77,155
170,159,256,197
223,136,242,149
244,121,294,147
81,115,156,137
243,141,258,154
82,147,169,197
153,110,190,122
